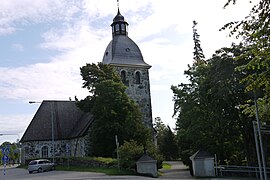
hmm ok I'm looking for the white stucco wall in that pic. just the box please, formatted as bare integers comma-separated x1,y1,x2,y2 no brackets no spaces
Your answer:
136,160,157,177
192,158,215,177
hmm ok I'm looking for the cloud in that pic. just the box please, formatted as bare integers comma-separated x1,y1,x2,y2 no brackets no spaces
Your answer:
0,114,32,134
0,0,260,135
12,43,24,51
0,0,82,35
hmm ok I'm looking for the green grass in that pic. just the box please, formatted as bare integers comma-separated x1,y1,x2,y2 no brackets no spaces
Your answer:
56,165,137,175
162,162,171,170
17,163,136,176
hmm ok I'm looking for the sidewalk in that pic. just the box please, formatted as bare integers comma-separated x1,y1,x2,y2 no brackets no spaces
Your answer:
159,161,259,180
0,164,19,170
159,161,193,179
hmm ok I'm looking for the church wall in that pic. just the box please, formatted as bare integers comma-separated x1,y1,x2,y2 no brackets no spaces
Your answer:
21,137,86,164
114,66,153,128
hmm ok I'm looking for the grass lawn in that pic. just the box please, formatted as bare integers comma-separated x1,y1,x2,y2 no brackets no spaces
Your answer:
55,165,137,175
162,162,172,170
18,164,136,175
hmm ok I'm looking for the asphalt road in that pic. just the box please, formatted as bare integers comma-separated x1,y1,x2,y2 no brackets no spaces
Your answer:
1,167,155,180
1,162,259,180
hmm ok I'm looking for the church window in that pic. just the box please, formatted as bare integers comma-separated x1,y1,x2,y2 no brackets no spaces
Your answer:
135,71,141,84
41,146,48,158
112,26,114,33
121,24,125,31
115,24,120,32
121,70,127,85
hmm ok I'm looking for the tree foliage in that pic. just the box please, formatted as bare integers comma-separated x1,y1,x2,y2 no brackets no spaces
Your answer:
0,141,20,164
154,117,178,160
223,0,270,164
171,19,260,165
222,0,270,94
78,63,150,157
172,43,259,165
192,21,205,63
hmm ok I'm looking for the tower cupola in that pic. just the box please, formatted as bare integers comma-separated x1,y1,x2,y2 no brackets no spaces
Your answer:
111,8,129,37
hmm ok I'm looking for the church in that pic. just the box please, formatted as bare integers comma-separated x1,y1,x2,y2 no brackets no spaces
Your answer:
20,8,153,163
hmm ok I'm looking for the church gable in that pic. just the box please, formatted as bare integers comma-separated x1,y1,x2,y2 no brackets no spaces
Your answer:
21,101,93,143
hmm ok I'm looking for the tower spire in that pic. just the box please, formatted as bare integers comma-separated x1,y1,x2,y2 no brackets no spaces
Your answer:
111,0,129,38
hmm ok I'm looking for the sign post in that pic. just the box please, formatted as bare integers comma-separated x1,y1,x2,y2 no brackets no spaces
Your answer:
2,147,10,180
115,135,120,171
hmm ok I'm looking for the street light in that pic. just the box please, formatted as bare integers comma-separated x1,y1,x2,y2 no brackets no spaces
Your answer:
29,101,55,163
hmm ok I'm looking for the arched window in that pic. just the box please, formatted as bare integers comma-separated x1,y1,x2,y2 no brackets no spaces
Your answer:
121,70,126,84
121,24,125,31
41,146,48,158
135,71,141,84
115,24,120,32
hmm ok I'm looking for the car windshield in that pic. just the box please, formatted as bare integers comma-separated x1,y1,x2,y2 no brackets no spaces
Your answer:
29,161,37,165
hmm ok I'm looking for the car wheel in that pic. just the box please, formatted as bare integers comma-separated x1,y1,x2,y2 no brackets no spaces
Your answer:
29,171,33,174
38,168,43,173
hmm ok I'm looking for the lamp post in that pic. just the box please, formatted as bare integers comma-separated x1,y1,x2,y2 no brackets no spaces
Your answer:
29,101,55,163
253,93,267,180
0,133,21,164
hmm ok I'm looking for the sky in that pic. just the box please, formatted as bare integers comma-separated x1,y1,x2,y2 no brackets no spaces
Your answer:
0,0,257,145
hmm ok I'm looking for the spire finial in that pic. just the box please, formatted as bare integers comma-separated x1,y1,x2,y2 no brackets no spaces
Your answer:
117,0,119,9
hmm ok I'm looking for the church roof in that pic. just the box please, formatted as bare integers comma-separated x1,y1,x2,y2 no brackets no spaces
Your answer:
20,101,93,143
102,34,151,68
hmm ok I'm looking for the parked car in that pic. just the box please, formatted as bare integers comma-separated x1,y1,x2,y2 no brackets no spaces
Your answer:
28,159,55,174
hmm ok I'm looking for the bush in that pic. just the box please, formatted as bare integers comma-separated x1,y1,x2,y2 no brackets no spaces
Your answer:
118,140,164,170
118,140,144,169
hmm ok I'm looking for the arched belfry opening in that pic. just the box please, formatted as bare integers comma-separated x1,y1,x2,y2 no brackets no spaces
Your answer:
135,71,141,84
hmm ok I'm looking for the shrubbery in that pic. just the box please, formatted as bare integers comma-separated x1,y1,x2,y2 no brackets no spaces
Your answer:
118,140,163,170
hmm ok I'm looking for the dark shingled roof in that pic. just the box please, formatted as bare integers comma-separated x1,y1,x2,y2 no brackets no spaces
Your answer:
190,150,213,160
137,154,156,162
20,101,93,143
102,35,151,68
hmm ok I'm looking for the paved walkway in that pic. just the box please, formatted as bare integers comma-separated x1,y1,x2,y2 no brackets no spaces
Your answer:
159,161,193,179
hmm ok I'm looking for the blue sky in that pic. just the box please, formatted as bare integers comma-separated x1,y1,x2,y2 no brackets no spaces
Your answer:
0,0,257,144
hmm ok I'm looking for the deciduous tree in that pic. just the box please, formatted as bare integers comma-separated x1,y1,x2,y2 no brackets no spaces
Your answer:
78,63,150,157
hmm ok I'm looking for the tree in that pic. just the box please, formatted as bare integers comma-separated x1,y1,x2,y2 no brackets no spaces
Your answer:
159,126,178,160
153,117,166,139
172,19,259,165
222,0,270,96
171,21,207,164
192,20,205,63
154,117,178,160
78,63,150,157
0,141,20,164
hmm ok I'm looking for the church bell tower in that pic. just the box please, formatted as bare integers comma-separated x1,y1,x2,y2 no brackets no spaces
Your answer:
102,7,153,128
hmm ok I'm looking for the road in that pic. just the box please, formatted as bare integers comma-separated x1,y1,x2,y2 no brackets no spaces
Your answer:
1,167,155,180
1,162,259,180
